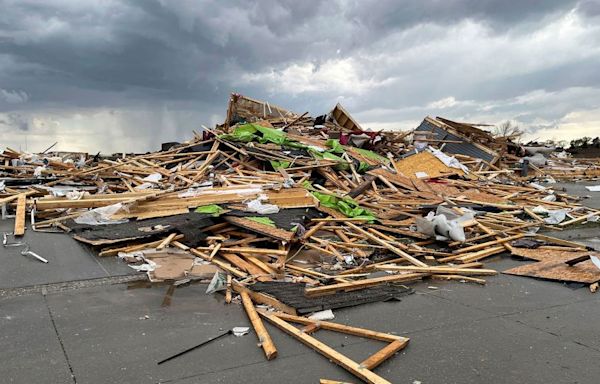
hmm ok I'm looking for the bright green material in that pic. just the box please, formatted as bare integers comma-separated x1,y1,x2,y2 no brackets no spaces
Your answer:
302,181,376,221
194,204,225,216
322,152,349,170
254,125,287,145
247,216,276,227
219,124,259,142
325,139,345,154
357,161,370,173
270,160,291,169
219,123,288,145
353,147,390,163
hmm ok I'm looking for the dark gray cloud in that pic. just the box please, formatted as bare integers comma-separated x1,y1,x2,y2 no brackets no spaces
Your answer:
0,112,29,131
0,0,599,152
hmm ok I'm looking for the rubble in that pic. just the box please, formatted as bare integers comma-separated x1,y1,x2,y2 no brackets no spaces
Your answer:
2,93,600,383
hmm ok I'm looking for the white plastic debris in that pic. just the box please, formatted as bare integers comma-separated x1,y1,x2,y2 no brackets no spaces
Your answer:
544,209,568,225
586,215,599,223
591,255,600,271
415,206,472,242
523,153,547,167
246,194,279,214
127,259,157,272
529,182,547,191
428,147,469,173
33,166,46,178
75,203,129,225
206,271,227,294
343,255,355,265
585,185,600,192
135,173,162,190
542,194,556,202
308,309,335,321
65,190,86,200
232,327,250,337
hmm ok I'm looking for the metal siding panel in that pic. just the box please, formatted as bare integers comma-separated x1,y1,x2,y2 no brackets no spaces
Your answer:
415,120,495,162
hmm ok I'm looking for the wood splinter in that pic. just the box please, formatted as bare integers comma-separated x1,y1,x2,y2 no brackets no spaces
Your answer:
240,291,277,360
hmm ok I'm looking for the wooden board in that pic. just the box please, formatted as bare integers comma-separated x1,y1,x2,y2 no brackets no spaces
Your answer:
225,216,295,242
260,312,405,384
14,194,26,236
331,103,362,132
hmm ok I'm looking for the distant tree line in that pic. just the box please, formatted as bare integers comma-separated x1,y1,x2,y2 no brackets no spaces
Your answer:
569,137,600,149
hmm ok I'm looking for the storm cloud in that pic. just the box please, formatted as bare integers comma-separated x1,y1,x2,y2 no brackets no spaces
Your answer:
1,0,599,152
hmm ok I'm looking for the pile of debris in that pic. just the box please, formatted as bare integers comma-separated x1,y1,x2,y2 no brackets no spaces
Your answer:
2,93,600,383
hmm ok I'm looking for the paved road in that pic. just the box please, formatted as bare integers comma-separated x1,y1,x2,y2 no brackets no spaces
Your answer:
1,182,600,383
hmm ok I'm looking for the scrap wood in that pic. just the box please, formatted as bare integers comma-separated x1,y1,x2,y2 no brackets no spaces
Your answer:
240,291,277,360
259,311,407,384
503,253,600,284
304,273,427,297
14,193,26,236
5,92,600,380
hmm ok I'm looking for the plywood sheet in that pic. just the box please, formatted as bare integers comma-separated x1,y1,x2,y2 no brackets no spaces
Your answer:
503,252,600,284
394,151,464,180
147,254,195,281
510,248,588,261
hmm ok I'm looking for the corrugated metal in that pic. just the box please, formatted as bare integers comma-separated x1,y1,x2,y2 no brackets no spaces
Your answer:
415,119,496,162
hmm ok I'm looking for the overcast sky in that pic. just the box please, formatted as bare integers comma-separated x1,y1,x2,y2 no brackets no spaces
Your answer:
2,0,600,153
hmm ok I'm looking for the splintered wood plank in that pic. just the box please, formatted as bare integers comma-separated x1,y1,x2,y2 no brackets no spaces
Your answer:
260,313,392,384
14,194,27,236
304,273,426,297
359,339,409,370
345,222,427,267
270,312,406,343
224,216,295,242
232,282,297,315
240,292,277,360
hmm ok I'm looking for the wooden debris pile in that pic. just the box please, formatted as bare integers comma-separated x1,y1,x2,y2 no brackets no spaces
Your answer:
3,93,600,383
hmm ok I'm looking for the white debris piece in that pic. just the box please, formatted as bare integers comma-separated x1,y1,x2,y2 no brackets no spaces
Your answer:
308,309,335,321
246,194,279,214
135,173,162,190
232,327,250,337
75,203,128,225
428,147,469,173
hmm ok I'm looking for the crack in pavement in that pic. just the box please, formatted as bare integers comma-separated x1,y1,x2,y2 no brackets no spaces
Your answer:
43,291,77,384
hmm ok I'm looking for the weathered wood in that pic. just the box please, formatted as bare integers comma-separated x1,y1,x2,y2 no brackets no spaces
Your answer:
375,265,497,276
345,222,427,267
359,339,409,370
240,292,277,360
232,282,297,315
304,273,426,297
260,312,393,384
14,194,26,236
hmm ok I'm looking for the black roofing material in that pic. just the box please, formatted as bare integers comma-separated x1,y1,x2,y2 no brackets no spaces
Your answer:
67,212,215,247
224,207,322,231
250,281,414,314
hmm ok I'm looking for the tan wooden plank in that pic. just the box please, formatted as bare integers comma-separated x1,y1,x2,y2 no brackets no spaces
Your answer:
240,292,277,360
260,313,392,384
359,339,409,370
14,194,26,236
